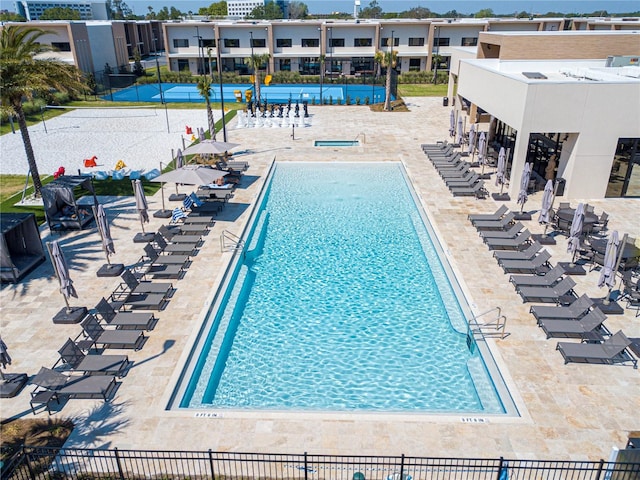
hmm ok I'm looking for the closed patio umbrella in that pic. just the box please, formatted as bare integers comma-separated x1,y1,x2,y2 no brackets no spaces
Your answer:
598,230,619,291
467,124,476,156
133,179,149,233
495,147,506,187
198,127,206,142
175,149,184,169
477,132,487,175
538,179,554,225
0,336,27,396
0,337,11,374
93,204,124,276
517,163,531,213
47,241,87,323
567,202,585,262
449,109,455,137
456,116,464,145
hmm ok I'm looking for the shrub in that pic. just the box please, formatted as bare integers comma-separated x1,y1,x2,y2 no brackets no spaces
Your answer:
328,95,333,105
355,97,361,105
345,95,351,105
365,96,370,105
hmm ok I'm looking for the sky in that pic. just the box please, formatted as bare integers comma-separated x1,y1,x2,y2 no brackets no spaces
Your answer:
2,0,638,15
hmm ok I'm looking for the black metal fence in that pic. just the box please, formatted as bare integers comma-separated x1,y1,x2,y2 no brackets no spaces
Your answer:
2,448,639,480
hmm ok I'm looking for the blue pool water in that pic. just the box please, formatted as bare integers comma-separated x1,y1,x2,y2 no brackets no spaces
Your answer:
177,162,508,413
106,83,389,104
314,140,360,147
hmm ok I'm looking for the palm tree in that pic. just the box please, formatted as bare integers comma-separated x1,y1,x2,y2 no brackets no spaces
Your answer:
374,48,398,111
196,75,216,140
318,54,325,104
245,52,270,103
0,26,86,197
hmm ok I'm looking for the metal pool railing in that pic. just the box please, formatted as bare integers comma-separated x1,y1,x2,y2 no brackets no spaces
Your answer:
2,449,639,480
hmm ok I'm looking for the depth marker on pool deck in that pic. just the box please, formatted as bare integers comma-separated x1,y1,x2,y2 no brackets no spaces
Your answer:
194,412,223,418
460,417,489,423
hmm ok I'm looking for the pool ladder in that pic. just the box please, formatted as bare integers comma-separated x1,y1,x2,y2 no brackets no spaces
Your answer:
354,132,366,144
220,230,245,253
468,307,507,340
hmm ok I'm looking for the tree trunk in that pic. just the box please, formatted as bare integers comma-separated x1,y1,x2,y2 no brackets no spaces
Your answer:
206,99,216,141
13,101,43,197
384,66,392,111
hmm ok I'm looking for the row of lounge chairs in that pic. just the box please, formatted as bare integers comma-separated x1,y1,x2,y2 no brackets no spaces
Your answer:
468,205,638,369
421,142,488,199
29,170,246,413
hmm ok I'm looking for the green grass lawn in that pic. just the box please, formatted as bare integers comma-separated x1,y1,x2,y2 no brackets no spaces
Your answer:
397,84,448,97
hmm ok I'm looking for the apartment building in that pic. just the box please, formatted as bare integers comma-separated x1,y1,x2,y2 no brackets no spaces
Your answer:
15,0,109,20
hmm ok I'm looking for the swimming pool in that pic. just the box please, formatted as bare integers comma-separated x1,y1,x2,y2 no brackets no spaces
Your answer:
106,83,390,104
173,162,514,414
314,140,360,147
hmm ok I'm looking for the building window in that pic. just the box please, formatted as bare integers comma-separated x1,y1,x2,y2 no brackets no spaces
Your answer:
408,37,424,46
200,39,216,48
251,38,266,48
301,57,319,74
380,37,399,47
409,58,421,71
177,59,189,71
606,138,640,197
173,39,189,48
279,58,291,71
434,37,450,47
353,38,372,47
302,38,319,48
277,38,292,47
52,42,71,52
461,37,478,46
224,38,240,48
330,38,345,47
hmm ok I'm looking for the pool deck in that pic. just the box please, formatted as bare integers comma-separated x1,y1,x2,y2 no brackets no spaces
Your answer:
1,97,639,459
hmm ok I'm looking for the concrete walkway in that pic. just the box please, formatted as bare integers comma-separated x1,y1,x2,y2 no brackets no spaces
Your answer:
1,98,639,459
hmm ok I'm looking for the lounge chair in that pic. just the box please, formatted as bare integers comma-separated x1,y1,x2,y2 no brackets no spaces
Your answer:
499,255,564,278
115,269,173,297
439,164,472,177
450,181,488,198
493,241,542,261
445,171,479,186
153,233,197,255
158,225,201,244
507,260,561,285
468,205,509,223
143,244,189,265
175,205,213,225
556,330,637,368
479,222,525,239
57,338,129,376
95,297,156,330
484,230,531,250
80,314,145,350
530,294,594,322
30,367,118,414
516,276,577,303
500,250,553,274
538,308,607,339
473,212,516,230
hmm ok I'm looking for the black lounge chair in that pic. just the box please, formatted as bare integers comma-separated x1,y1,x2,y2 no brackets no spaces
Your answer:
445,172,480,187
509,263,563,286
479,222,525,239
473,212,516,230
516,276,577,303
95,298,156,330
493,241,542,261
450,181,488,198
530,294,594,322
30,367,118,414
439,165,473,178
143,244,189,265
57,338,129,376
538,308,607,339
556,330,637,368
80,314,145,350
158,225,201,244
468,205,509,223
153,233,197,255
113,269,173,297
484,230,531,250
500,250,553,274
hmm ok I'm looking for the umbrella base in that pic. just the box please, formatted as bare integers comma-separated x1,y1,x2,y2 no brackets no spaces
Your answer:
169,193,187,201
513,212,532,221
133,232,155,243
557,262,587,275
491,193,511,202
591,298,625,315
532,234,556,245
153,209,172,219
0,373,28,398
97,263,125,277
53,306,88,324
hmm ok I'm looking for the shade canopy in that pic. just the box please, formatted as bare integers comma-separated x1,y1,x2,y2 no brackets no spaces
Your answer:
181,140,240,156
152,166,228,186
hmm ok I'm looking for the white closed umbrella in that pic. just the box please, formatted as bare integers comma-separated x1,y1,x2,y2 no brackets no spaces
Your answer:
538,179,554,225
598,231,619,290
517,163,531,213
467,124,476,155
449,109,455,137
456,116,464,145
495,147,506,188
567,202,585,263
133,179,149,233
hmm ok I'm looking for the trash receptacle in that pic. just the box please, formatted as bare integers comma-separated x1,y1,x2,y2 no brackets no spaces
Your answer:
555,177,566,196
443,97,449,106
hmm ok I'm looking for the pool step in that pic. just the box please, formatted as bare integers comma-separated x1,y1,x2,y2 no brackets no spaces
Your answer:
467,357,504,414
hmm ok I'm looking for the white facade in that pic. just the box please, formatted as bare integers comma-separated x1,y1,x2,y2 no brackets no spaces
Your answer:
457,58,640,199
226,0,264,19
